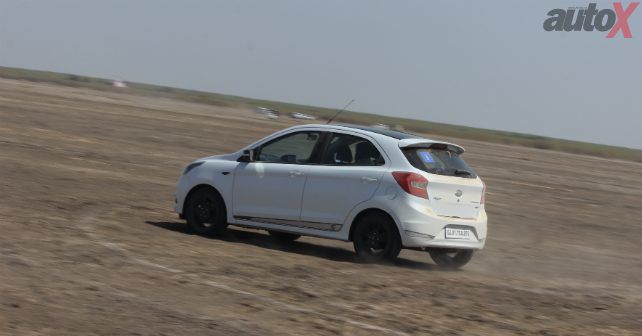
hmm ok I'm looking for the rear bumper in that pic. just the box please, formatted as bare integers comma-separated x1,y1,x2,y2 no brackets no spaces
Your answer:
402,226,486,250
394,196,487,250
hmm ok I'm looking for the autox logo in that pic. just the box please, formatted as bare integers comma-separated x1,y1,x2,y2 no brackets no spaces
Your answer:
543,2,639,38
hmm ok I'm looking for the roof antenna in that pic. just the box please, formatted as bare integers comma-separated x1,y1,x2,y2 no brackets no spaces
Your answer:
326,99,355,124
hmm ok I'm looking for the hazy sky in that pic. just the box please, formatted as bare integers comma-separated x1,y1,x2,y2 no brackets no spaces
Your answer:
1,1,641,149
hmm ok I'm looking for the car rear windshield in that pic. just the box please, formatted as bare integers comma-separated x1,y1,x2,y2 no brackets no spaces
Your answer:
402,147,477,178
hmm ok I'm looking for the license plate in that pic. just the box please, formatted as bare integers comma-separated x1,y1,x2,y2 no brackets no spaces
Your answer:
445,228,473,240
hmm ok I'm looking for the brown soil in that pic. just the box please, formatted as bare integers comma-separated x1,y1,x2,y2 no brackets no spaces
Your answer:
1,78,641,335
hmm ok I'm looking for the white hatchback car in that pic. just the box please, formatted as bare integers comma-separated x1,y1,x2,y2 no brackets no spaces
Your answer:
175,124,487,268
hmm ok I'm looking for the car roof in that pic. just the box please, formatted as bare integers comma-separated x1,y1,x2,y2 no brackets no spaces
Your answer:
289,123,420,139
286,123,465,153
335,124,421,139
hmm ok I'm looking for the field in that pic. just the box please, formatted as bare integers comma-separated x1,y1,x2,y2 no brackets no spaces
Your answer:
2,66,641,163
1,78,641,335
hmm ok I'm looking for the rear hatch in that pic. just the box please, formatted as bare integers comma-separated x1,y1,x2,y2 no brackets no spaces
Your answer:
401,144,484,219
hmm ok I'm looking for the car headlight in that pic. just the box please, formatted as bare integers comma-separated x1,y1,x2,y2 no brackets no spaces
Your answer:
183,161,204,175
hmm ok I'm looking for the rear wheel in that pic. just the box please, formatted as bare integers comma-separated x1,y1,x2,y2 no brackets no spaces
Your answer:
353,214,401,262
184,188,228,236
428,248,473,269
268,231,301,243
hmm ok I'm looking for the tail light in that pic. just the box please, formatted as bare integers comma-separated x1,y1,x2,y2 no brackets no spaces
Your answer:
392,171,428,199
481,180,486,204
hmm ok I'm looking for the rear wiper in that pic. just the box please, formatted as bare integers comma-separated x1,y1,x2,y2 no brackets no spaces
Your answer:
454,169,473,176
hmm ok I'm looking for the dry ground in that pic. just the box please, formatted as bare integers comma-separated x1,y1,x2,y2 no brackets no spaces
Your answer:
1,78,641,335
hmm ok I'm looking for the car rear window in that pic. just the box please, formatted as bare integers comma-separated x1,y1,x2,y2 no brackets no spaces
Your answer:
402,147,477,178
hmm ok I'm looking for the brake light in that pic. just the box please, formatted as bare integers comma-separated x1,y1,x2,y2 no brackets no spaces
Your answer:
392,171,428,199
481,180,486,204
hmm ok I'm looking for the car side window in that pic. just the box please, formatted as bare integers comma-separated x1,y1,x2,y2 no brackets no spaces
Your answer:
257,131,321,164
321,133,384,166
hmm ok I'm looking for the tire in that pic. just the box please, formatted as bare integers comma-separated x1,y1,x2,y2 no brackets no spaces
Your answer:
352,213,401,262
428,248,474,269
184,188,228,236
268,230,301,243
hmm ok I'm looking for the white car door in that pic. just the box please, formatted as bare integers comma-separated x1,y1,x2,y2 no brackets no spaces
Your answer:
300,132,388,226
232,131,322,221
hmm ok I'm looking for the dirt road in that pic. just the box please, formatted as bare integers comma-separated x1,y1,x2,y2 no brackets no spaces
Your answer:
1,78,641,335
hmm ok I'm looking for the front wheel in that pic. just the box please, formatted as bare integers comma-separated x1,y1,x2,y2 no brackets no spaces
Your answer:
352,214,401,262
428,248,474,269
184,188,228,236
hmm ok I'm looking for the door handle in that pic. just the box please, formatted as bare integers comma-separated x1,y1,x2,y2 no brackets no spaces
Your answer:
361,176,378,183
289,170,304,177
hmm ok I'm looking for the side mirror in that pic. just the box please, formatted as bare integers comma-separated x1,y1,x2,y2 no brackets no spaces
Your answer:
237,149,256,162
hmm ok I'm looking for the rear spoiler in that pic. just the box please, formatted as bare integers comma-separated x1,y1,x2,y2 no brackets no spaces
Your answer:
398,139,465,154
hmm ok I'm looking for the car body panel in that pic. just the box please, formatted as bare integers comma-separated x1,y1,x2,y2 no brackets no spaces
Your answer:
300,165,386,224
299,128,390,225
175,124,488,250
174,155,238,220
232,162,309,221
